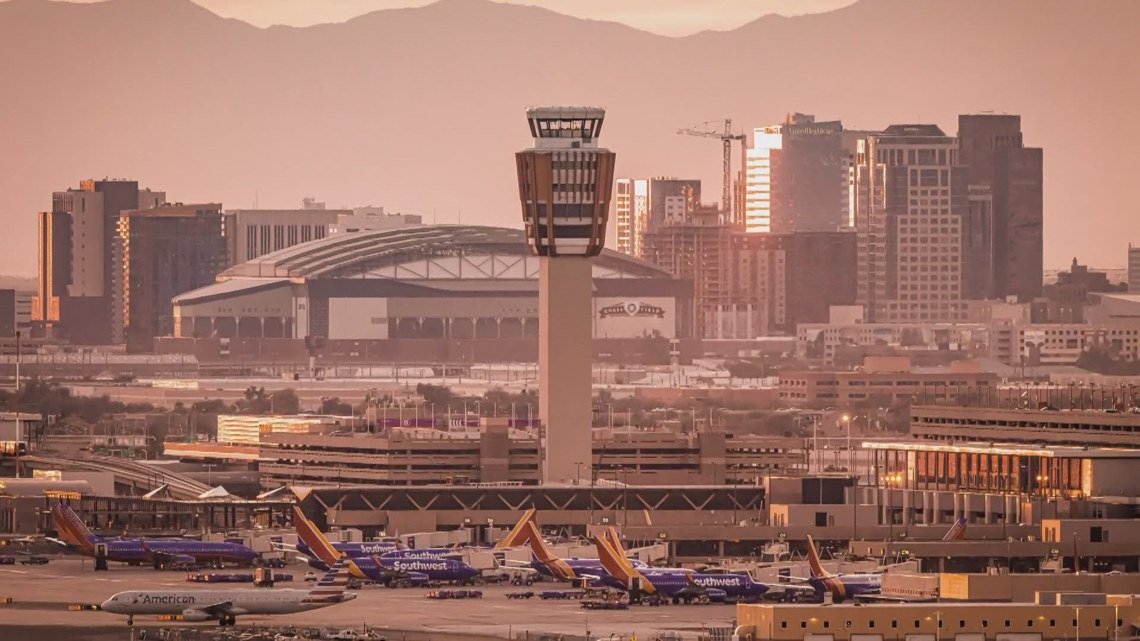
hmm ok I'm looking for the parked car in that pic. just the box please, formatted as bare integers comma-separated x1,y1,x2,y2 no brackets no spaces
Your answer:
0,556,16,565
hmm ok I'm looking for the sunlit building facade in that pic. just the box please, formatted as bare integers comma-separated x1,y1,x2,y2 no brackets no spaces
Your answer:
614,178,648,257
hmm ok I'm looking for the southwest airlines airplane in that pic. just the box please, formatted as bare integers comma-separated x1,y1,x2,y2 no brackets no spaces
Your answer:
797,517,968,602
292,507,537,571
292,507,481,584
523,521,647,583
590,528,813,602
51,503,260,567
101,558,355,626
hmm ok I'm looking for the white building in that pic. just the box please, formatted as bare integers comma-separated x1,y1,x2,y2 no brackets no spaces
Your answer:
745,126,781,233
614,178,648,258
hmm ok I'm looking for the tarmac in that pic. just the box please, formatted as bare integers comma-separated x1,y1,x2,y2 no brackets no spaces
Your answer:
0,557,737,641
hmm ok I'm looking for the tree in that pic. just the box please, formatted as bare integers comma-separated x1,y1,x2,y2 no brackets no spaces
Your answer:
416,384,454,407
273,389,301,415
320,397,353,416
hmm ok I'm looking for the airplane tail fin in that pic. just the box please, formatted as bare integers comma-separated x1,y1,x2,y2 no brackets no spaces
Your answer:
292,507,367,580
522,521,576,581
602,526,639,573
495,508,536,549
942,517,968,541
591,533,655,594
50,502,100,553
303,557,352,603
805,535,835,580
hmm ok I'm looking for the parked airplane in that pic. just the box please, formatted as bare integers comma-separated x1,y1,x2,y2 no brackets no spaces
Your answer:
802,535,882,602
292,507,479,584
591,528,812,602
100,558,355,626
293,507,536,570
522,521,646,582
50,503,260,568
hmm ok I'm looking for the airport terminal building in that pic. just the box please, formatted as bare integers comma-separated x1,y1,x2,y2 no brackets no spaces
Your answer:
165,225,690,362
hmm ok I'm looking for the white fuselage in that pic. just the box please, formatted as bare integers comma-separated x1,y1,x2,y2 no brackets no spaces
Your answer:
101,589,348,617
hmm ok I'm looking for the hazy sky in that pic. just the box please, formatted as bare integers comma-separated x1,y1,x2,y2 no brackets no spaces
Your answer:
63,0,858,35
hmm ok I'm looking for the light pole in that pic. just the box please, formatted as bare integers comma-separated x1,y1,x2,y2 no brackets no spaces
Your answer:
840,413,855,474
1075,606,1081,641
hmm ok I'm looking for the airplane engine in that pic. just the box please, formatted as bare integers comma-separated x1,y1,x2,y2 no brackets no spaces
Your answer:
181,609,213,622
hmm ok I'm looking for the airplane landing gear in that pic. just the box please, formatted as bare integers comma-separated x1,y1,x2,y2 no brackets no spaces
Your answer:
127,615,134,627
218,615,236,627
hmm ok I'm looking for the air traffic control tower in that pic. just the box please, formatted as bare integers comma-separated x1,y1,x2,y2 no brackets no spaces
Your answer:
515,106,616,484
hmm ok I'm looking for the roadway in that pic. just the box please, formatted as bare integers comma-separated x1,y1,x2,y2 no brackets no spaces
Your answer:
21,454,212,499
0,556,736,641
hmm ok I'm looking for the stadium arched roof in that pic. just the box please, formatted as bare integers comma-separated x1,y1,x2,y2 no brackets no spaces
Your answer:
220,225,671,280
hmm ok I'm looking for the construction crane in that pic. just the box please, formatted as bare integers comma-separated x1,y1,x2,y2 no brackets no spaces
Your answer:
676,119,746,221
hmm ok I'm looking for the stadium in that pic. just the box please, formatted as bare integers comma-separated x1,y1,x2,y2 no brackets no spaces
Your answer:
165,225,691,363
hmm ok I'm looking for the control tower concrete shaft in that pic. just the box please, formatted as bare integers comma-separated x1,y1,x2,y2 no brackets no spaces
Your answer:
515,107,616,484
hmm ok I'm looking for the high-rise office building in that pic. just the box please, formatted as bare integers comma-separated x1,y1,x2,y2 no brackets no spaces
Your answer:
733,231,857,335
957,114,1043,301
855,125,968,323
33,179,164,344
113,203,226,350
614,178,648,257
745,114,848,234
515,106,616,484
1130,244,1140,293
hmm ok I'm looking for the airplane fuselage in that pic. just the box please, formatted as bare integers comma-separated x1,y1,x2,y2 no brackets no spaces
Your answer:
101,589,348,617
84,539,259,566
811,573,882,600
625,570,771,599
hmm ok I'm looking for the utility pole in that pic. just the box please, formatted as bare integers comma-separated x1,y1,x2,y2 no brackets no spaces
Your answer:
14,330,21,478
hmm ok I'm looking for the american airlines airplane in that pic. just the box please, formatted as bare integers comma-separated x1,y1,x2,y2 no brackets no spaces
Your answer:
100,558,355,627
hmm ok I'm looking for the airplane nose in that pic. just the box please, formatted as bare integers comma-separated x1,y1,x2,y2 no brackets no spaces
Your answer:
100,599,117,612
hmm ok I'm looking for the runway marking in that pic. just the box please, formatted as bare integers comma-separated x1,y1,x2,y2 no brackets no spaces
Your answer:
1,569,29,574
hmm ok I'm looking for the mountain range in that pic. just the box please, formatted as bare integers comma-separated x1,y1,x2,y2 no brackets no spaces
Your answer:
0,0,1137,276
